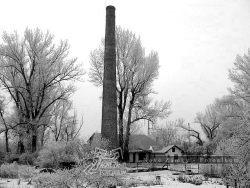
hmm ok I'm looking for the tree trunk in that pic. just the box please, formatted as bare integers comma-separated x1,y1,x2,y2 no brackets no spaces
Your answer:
124,101,134,162
17,125,25,154
0,110,9,153
40,125,46,149
32,135,37,153
5,129,9,153
31,125,38,153
118,112,124,161
17,140,25,154
118,109,124,149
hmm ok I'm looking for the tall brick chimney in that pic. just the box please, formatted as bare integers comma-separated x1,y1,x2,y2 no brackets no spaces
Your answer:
101,6,117,150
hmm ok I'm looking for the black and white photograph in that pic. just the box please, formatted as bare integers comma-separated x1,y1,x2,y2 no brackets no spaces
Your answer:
0,0,250,187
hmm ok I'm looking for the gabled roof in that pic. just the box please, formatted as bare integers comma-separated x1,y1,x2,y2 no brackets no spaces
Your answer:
153,145,184,154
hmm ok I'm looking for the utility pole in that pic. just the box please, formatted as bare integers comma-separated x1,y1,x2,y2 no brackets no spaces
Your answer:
147,120,161,137
188,123,191,146
148,120,150,136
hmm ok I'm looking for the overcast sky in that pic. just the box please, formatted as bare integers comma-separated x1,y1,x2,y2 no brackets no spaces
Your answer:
1,0,250,138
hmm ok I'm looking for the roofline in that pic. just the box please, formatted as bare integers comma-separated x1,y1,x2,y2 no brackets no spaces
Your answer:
152,145,184,153
129,150,152,153
173,145,184,152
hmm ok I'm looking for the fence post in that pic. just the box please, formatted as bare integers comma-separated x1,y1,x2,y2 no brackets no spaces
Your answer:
210,165,212,176
198,163,199,174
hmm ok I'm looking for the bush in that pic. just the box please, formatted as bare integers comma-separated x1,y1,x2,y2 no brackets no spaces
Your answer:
177,174,185,183
33,166,123,188
4,153,20,163
34,169,73,188
194,179,203,185
0,142,6,165
18,165,37,182
0,162,19,178
0,162,37,182
36,141,78,169
19,152,38,165
177,174,204,185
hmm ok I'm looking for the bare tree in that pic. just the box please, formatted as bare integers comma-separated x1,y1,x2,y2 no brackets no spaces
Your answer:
178,99,224,147
63,110,83,142
50,99,73,141
89,27,137,151
208,95,244,143
151,120,180,147
0,95,10,152
0,94,23,153
195,106,222,142
89,26,171,160
177,119,204,146
129,122,144,135
0,28,84,153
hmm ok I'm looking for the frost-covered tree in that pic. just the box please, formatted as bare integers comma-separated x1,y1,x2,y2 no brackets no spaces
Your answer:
50,99,83,142
0,28,84,153
177,118,204,146
0,94,10,152
89,26,171,160
194,100,224,142
229,49,250,104
150,120,185,147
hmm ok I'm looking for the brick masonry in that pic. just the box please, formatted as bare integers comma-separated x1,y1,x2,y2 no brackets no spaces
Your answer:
101,6,117,149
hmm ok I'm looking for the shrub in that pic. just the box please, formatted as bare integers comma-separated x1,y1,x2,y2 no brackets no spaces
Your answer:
177,174,204,185
4,153,20,163
34,169,74,188
0,162,38,182
19,152,38,165
177,174,185,183
199,164,212,177
18,165,37,183
194,179,203,185
36,141,78,168
33,166,123,188
215,138,250,187
0,162,19,178
0,142,6,165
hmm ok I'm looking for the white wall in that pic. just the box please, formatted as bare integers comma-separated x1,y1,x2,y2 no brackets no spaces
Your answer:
165,146,182,157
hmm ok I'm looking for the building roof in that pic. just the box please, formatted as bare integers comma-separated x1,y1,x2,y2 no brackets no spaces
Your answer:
129,134,161,151
153,145,184,154
88,133,162,152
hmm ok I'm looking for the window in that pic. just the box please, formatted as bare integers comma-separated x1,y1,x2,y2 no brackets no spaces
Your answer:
139,153,146,161
174,154,178,160
172,147,175,152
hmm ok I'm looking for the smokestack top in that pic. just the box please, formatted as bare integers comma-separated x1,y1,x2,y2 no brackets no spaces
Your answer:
106,6,115,16
106,5,115,10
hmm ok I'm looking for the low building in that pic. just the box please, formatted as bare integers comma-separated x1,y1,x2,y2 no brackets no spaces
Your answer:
88,133,161,162
128,134,161,163
88,133,184,163
151,145,184,162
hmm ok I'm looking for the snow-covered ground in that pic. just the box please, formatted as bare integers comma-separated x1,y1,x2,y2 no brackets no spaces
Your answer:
0,170,226,188
0,178,33,188
125,170,226,188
